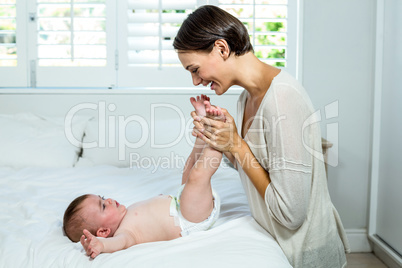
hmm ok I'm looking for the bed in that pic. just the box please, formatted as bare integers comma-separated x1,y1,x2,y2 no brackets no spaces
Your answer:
0,112,292,268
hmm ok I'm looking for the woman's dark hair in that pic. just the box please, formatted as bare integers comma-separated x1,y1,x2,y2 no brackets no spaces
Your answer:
173,5,253,56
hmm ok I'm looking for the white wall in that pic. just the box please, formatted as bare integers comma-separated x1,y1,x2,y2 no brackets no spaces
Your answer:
302,0,376,236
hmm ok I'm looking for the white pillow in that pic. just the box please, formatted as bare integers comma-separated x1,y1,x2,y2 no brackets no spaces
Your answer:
0,113,90,168
75,118,142,167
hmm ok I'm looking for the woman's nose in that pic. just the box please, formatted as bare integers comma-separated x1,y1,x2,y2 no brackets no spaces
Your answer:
106,198,113,205
191,73,202,86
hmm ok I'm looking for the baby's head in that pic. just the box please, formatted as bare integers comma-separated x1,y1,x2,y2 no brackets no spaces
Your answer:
63,194,127,242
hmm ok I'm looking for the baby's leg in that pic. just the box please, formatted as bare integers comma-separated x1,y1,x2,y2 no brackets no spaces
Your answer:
181,95,210,185
180,144,222,223
181,138,205,185
180,103,225,223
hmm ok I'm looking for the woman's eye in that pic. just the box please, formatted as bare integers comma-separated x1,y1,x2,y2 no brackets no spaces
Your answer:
103,204,106,210
192,68,198,73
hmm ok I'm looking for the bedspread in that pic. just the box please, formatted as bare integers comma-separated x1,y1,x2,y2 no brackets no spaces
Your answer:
0,165,291,268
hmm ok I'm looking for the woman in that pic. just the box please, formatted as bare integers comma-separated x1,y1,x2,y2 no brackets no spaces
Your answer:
173,5,350,268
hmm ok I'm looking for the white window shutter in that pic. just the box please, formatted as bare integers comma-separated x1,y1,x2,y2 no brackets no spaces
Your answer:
126,0,194,66
32,0,116,88
218,0,296,76
118,0,297,88
0,0,28,87
1,0,298,88
117,0,195,87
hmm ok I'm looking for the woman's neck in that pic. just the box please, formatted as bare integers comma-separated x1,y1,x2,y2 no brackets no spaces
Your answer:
233,52,281,100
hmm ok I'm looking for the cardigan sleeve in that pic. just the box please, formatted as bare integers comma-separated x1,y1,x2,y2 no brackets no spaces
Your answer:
262,84,316,230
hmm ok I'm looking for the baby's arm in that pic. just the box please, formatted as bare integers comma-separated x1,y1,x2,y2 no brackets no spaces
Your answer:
80,229,135,259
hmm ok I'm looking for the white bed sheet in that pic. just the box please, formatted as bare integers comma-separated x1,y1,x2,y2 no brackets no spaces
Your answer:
0,165,291,268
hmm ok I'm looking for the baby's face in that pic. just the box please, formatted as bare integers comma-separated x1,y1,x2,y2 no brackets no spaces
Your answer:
80,194,127,233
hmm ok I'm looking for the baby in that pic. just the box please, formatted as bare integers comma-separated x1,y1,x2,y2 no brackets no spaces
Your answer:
63,95,225,259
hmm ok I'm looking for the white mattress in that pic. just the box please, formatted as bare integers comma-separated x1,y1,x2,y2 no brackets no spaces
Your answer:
0,165,291,268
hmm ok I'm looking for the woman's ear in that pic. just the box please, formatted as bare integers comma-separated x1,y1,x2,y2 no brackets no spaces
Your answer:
96,227,111,238
214,39,230,60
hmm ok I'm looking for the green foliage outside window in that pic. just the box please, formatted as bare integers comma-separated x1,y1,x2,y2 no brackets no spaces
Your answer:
264,21,284,32
254,21,286,67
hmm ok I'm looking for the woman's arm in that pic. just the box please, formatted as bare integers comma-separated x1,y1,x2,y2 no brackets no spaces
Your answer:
194,109,271,198
231,139,271,198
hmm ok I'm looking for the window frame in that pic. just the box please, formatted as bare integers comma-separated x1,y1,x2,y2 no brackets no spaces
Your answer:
0,0,301,89
118,0,300,88
116,0,195,88
27,0,116,88
0,0,28,87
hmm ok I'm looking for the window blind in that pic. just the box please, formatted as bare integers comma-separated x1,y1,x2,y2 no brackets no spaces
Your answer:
118,0,296,87
219,0,288,67
0,0,28,87
31,0,116,87
126,0,195,67
1,0,297,88
36,0,107,67
125,0,289,69
0,0,17,67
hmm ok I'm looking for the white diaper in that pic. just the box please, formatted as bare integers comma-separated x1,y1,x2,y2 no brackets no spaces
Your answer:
169,185,220,237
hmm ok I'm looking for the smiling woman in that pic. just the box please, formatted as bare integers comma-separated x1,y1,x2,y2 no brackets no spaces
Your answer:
174,5,350,268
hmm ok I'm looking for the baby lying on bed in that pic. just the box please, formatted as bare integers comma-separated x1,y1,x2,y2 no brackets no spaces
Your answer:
63,95,225,259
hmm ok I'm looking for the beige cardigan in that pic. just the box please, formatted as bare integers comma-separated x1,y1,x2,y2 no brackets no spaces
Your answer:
235,71,350,267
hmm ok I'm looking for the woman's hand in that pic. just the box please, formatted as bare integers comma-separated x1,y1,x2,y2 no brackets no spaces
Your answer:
190,111,203,137
191,108,242,153
192,107,270,198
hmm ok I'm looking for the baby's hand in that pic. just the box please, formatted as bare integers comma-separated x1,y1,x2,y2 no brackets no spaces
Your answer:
80,229,104,259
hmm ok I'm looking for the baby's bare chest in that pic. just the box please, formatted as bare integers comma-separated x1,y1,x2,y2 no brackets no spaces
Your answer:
120,195,181,243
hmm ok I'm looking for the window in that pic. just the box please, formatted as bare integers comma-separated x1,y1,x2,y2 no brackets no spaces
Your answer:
219,0,288,67
126,1,192,67
32,0,116,87
116,0,194,87
218,0,297,77
37,0,108,67
117,0,297,87
0,0,28,86
0,0,298,88
0,0,17,67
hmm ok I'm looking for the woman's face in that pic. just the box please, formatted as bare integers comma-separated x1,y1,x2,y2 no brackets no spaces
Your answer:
178,48,231,95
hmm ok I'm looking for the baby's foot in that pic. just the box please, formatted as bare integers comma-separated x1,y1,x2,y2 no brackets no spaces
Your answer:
204,100,226,122
190,94,210,118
